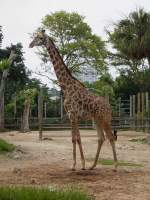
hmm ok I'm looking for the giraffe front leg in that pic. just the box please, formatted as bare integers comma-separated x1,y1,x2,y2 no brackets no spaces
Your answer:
76,132,85,170
71,117,85,170
71,132,77,171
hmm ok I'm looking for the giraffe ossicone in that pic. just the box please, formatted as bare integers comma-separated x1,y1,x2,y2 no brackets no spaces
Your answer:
29,30,118,171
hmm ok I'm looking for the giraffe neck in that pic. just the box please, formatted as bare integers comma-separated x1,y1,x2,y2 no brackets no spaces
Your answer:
45,38,75,92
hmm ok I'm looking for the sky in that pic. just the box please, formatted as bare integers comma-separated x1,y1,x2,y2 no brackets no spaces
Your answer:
0,0,150,85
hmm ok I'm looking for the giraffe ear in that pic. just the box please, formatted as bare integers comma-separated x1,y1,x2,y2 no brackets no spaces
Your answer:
41,29,45,35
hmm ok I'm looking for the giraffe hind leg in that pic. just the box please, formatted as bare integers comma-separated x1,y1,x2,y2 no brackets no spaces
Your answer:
90,121,105,170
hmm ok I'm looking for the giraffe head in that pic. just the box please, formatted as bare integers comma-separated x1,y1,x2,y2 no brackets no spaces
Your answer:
29,29,48,48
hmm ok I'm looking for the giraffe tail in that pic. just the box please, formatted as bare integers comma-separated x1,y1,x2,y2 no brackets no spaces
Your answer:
113,130,117,141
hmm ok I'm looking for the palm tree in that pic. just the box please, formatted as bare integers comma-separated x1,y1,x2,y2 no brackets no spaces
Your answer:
0,51,15,130
108,8,150,68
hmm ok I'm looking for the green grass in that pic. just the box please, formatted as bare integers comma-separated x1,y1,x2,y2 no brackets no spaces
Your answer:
0,187,92,200
129,137,150,145
0,138,15,153
98,158,143,167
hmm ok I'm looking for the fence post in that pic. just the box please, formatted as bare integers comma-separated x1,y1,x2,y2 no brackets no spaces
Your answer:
38,88,43,140
130,95,133,117
137,93,141,130
133,95,136,130
60,90,63,120
118,97,121,117
141,93,145,131
145,92,149,132
44,102,47,119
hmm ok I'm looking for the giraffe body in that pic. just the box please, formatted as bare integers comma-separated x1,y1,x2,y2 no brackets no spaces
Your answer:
29,30,117,170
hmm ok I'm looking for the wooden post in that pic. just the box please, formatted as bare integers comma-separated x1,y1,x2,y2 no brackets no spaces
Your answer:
133,95,136,130
145,92,149,132
14,96,17,118
118,97,121,117
60,91,63,120
130,95,133,117
141,93,144,131
44,102,47,119
38,88,43,140
137,93,141,130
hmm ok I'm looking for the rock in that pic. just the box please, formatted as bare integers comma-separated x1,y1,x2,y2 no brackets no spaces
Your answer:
43,137,53,141
13,154,21,159
9,134,15,136
30,178,37,184
13,168,22,175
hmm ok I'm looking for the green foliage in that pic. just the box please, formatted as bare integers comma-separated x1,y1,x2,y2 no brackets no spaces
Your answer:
107,8,150,98
0,187,92,200
97,158,143,167
108,8,150,64
14,88,38,116
40,11,107,76
19,88,37,100
0,59,11,71
0,43,30,107
114,68,150,98
0,138,15,153
85,73,115,101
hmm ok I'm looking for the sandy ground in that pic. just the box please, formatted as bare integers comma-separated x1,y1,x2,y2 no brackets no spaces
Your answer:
0,130,150,200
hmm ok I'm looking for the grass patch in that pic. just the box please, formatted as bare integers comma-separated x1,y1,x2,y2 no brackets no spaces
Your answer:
0,186,92,200
0,138,15,153
129,137,150,145
97,158,143,167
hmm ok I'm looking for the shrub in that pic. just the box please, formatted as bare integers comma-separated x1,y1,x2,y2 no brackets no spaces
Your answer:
0,138,15,153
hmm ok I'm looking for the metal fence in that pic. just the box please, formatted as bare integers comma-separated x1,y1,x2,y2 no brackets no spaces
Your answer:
4,116,150,131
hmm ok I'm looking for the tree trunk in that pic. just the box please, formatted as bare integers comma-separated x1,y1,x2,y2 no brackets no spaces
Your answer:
0,69,8,130
147,57,150,69
21,98,30,132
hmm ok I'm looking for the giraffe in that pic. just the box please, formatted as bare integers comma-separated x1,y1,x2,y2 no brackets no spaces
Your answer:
29,30,118,171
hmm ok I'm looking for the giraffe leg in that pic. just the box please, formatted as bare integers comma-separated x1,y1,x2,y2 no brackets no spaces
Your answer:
90,122,105,170
71,132,77,171
76,132,85,170
104,123,118,171
110,139,118,171
71,117,85,170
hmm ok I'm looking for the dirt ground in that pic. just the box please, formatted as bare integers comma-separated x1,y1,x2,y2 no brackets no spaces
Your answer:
0,130,150,200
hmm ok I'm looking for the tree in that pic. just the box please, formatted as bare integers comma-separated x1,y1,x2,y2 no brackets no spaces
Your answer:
18,88,37,132
85,73,115,101
107,8,150,98
0,51,16,129
36,11,107,79
107,8,150,68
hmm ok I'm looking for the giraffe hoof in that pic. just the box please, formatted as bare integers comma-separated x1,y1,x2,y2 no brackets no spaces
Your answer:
89,166,95,170
71,167,76,171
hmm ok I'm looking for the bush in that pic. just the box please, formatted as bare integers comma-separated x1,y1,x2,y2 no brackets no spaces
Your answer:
0,138,15,153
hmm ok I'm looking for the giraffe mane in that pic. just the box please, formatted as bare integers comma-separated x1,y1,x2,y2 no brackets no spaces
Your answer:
49,38,85,88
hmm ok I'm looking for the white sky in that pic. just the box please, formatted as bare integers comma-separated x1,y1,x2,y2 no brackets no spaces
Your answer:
0,0,150,85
